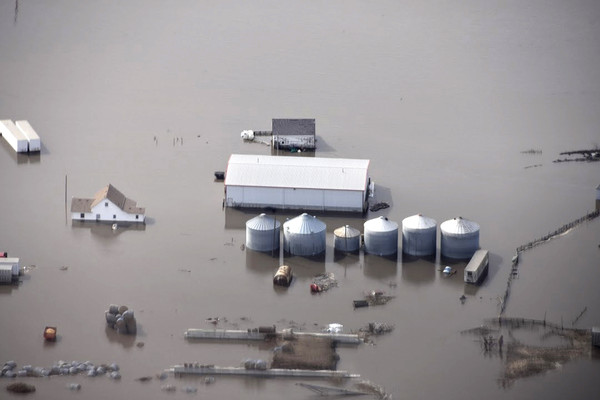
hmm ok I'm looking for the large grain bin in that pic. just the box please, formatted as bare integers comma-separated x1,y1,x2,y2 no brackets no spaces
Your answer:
402,214,437,256
440,216,480,259
334,225,361,253
246,213,281,252
283,213,326,256
364,216,398,256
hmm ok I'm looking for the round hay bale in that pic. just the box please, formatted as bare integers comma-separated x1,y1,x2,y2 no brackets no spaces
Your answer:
105,311,117,325
122,310,134,321
118,305,128,315
109,304,119,315
125,317,137,334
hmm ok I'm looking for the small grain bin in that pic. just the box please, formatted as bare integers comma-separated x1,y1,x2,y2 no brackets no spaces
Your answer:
364,216,398,256
440,216,480,259
283,213,326,256
334,225,361,253
246,213,281,252
402,214,437,256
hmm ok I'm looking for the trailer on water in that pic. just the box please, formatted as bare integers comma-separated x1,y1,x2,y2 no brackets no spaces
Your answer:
0,120,29,152
464,249,489,284
16,120,41,152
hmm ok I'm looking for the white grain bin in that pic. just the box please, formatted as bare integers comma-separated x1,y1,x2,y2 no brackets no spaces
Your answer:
440,216,480,259
402,214,437,256
364,216,398,256
334,225,361,253
246,213,281,252
283,213,326,256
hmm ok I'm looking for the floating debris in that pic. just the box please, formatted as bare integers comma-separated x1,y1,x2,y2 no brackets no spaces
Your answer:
520,149,542,154
161,384,177,392
310,273,337,293
362,322,394,335
363,290,395,306
135,376,152,382
369,202,390,212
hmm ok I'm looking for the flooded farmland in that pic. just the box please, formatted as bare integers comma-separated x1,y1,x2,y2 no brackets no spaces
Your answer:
1,1,599,399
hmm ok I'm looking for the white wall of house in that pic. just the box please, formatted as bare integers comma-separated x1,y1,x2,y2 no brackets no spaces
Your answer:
71,199,144,222
226,186,364,212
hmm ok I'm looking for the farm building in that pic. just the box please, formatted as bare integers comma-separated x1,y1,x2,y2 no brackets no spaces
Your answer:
224,154,370,213
272,119,315,150
71,184,146,223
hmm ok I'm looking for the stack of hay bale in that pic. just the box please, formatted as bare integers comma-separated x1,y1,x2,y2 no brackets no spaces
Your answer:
105,304,137,335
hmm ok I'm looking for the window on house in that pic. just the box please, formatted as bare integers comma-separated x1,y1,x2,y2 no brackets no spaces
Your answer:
105,202,108,207
113,215,116,219
80,213,84,218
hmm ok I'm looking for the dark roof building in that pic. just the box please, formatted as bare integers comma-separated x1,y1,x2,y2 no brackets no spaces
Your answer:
272,119,316,150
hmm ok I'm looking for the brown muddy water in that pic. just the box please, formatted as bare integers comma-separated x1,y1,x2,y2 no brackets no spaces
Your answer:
1,1,599,399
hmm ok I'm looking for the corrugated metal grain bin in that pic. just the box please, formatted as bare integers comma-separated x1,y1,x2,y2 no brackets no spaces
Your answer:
283,213,326,256
440,216,480,259
246,213,281,252
364,216,398,256
0,265,13,283
401,214,437,256
334,225,361,253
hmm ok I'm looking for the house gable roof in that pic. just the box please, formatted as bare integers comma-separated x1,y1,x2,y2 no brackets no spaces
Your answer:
70,184,145,215
272,119,315,137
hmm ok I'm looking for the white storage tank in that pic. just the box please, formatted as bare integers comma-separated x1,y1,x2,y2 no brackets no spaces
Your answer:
334,225,361,253
440,216,480,259
364,216,398,256
402,214,437,256
246,213,281,252
283,213,326,256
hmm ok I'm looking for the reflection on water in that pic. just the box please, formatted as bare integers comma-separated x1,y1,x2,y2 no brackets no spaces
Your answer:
245,248,281,275
104,325,137,349
362,253,398,280
401,258,436,285
71,220,146,239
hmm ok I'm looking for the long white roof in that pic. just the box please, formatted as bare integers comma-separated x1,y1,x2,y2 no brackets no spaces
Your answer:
225,154,370,191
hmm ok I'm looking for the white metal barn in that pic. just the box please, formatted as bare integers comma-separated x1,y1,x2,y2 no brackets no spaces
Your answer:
0,120,29,152
224,154,370,212
71,184,146,223
15,120,41,152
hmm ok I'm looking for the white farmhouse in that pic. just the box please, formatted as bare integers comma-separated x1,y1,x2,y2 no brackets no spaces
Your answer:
224,154,370,213
71,184,146,223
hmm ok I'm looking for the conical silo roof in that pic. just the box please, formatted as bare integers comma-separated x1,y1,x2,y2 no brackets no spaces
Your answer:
246,213,281,230
440,216,479,235
334,225,361,238
364,216,398,232
284,213,326,234
402,214,436,230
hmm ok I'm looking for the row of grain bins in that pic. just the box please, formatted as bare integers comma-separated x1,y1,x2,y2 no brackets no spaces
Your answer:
246,213,480,259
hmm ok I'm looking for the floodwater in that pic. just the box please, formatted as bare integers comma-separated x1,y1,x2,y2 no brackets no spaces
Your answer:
1,1,599,399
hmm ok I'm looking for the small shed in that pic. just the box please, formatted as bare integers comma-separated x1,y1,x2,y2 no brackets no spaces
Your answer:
272,119,315,151
71,184,145,223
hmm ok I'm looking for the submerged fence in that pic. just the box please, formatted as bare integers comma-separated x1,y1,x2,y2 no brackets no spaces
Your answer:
499,209,600,315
